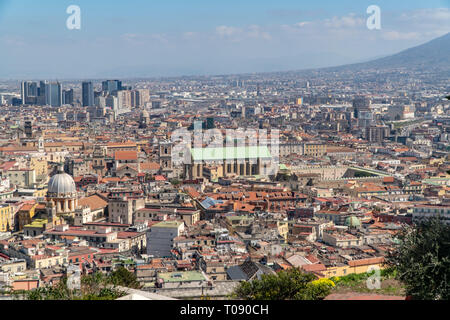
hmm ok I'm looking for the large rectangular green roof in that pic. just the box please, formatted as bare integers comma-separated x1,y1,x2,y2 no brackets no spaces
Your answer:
152,220,184,229
158,271,206,283
24,219,48,229
191,146,272,161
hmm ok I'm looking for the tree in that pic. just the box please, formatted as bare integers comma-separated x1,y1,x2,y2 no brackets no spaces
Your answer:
110,267,142,289
18,272,126,300
386,217,450,300
297,279,336,300
232,268,334,300
354,171,375,178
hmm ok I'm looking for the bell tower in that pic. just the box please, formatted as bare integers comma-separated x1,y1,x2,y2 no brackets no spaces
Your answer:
159,141,173,175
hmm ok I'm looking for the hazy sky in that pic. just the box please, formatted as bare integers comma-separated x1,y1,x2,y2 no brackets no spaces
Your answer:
0,0,449,79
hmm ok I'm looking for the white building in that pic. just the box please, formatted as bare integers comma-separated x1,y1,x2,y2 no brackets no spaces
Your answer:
74,206,94,226
0,178,10,193
413,205,450,225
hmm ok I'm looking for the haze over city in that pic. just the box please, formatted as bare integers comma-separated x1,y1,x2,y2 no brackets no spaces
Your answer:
0,0,449,79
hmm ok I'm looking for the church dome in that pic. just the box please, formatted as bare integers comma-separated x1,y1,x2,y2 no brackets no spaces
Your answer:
47,166,76,198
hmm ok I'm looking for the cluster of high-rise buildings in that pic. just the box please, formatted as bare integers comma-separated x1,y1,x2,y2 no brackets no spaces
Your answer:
20,80,150,112
21,81,63,107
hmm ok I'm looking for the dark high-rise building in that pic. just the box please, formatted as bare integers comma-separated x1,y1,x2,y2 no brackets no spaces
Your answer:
24,120,33,138
37,81,47,105
45,82,62,107
28,82,38,97
102,80,122,94
130,90,140,108
12,98,22,106
38,81,46,97
353,96,371,118
63,89,74,105
353,96,373,128
82,81,95,107
152,100,161,109
21,81,38,105
206,117,215,129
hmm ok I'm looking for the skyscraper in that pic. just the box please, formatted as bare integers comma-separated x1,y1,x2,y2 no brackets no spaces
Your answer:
38,81,47,97
63,89,74,105
21,81,29,104
21,81,38,105
82,81,95,107
105,95,118,111
37,81,47,105
102,80,122,95
353,96,371,119
117,90,132,111
130,89,150,108
28,82,38,97
353,96,372,128
45,82,62,107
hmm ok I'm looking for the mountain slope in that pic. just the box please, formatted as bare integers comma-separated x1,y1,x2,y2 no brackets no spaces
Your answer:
325,32,450,72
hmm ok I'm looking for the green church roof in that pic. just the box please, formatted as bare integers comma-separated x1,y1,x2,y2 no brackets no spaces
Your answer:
190,146,272,162
345,216,361,228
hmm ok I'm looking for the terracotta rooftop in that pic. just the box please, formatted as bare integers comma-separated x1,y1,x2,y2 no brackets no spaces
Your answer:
78,195,108,211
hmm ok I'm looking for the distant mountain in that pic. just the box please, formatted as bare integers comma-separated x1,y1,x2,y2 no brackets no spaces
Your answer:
323,32,450,73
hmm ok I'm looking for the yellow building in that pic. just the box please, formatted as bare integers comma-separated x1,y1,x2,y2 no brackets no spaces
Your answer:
0,204,13,232
24,219,49,237
1,260,26,275
322,257,385,278
303,143,327,157
429,158,445,166
277,221,289,241
44,142,84,153
17,203,38,231
29,157,48,177
202,165,224,181
33,252,68,269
